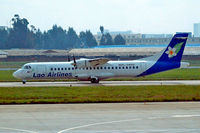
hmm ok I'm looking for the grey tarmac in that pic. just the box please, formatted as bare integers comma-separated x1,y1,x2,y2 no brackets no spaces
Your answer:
0,80,200,87
0,102,200,133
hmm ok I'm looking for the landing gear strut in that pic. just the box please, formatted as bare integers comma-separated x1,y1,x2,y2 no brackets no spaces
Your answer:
22,80,26,84
90,78,99,83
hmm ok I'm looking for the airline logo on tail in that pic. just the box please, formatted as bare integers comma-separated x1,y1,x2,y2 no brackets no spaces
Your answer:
165,42,184,58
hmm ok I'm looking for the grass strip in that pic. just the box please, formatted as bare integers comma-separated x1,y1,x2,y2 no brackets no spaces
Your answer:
0,85,200,104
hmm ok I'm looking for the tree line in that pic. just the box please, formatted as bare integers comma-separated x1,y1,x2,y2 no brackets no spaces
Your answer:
0,14,126,49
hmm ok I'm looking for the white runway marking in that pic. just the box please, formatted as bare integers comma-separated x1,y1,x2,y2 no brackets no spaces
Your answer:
172,114,200,118
0,127,38,133
58,118,141,133
0,103,199,133
58,114,200,133
147,116,163,119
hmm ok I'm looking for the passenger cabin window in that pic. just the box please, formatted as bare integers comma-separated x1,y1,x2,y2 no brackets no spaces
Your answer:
50,68,53,71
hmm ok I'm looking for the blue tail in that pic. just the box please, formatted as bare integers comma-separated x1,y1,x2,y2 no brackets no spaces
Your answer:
158,33,188,63
139,33,188,76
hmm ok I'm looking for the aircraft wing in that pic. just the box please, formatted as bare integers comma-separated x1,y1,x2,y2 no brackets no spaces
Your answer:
88,58,110,66
72,58,110,68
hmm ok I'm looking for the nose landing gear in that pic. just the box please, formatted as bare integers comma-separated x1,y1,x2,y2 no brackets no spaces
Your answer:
22,80,26,84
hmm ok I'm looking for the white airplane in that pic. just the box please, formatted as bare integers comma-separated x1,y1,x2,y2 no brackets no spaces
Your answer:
13,33,189,84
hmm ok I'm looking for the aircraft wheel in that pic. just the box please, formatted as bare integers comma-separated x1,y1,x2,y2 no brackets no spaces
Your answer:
91,78,99,83
22,80,26,84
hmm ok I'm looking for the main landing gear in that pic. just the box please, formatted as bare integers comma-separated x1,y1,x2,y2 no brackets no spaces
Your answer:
90,77,99,83
22,80,26,84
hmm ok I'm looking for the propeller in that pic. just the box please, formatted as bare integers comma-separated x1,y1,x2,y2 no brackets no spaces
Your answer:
72,55,77,67
67,55,70,62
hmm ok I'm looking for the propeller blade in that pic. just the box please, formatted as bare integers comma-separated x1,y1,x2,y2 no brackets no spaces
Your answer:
68,55,70,62
73,55,76,66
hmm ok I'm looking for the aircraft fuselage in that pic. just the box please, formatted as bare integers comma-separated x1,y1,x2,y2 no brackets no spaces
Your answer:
13,60,152,81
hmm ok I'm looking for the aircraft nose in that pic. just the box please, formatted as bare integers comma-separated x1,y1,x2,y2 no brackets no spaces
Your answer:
13,70,21,79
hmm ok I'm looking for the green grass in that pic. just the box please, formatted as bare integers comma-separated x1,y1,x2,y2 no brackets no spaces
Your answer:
1,68,200,82
0,70,19,81
0,85,199,104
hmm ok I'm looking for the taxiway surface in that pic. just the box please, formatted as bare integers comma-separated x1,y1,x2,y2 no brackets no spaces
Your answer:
0,80,200,87
0,102,200,133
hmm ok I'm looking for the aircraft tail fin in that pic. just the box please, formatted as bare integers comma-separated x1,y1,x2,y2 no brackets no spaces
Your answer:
156,33,188,63
138,33,188,76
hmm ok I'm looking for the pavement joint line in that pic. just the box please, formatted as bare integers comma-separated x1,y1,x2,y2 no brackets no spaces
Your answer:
57,114,200,133
57,118,141,133
1,114,199,133
0,127,38,133
172,114,200,118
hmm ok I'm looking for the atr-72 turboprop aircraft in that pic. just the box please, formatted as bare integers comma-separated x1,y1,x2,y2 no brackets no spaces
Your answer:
13,33,188,84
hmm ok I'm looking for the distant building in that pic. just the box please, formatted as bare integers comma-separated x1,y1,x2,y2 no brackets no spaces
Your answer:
94,33,142,45
97,30,133,35
142,34,173,38
0,50,8,58
95,30,200,45
194,23,200,37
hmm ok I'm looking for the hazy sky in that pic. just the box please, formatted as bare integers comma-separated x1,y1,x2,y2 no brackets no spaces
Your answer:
1,0,200,34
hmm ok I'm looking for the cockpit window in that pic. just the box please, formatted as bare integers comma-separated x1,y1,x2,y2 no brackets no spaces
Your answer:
23,65,31,69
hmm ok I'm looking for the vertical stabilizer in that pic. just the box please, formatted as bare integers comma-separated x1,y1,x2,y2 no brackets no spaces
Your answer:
138,33,188,76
